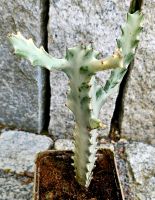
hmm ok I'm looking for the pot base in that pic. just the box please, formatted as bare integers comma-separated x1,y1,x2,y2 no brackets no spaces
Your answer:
34,149,124,200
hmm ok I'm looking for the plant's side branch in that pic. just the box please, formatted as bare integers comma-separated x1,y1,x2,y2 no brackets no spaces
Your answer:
88,49,123,73
96,10,143,110
8,32,68,71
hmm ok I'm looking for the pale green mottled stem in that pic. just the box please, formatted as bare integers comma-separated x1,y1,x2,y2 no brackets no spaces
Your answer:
9,32,68,71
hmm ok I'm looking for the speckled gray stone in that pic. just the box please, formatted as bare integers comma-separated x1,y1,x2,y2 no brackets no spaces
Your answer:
0,170,33,200
0,131,53,173
0,1,41,132
121,1,155,144
54,139,74,150
125,142,155,200
48,0,130,139
114,141,134,200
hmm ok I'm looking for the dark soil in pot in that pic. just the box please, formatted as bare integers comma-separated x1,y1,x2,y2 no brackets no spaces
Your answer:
34,149,124,200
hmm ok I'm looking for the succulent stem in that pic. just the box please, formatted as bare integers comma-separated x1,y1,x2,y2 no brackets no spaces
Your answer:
8,32,68,71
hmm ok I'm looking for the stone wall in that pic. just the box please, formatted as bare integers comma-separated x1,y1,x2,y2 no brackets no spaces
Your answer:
0,0,154,143
0,1,41,132
0,0,50,133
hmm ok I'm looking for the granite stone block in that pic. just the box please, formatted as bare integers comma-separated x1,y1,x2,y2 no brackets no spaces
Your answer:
0,1,41,132
0,131,53,173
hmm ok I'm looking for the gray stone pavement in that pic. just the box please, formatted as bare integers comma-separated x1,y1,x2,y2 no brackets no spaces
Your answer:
0,131,53,200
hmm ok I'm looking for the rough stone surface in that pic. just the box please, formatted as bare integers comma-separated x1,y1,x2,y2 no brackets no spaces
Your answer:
121,1,155,144
0,131,53,173
0,170,33,200
54,139,74,150
125,142,155,200
0,1,41,132
48,0,130,139
114,141,134,200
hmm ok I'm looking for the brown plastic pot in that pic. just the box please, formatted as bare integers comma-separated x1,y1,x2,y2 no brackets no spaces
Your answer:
33,149,124,200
